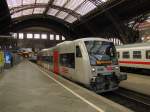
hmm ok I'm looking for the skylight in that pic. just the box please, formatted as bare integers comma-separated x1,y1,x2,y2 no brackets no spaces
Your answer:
6,0,108,23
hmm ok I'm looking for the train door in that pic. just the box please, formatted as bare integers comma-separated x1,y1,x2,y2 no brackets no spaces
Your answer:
53,50,59,74
75,45,84,83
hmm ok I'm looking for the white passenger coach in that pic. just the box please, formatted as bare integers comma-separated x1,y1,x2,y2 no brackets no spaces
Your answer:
116,42,150,70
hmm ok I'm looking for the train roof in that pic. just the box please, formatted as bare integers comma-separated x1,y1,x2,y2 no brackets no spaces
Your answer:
56,41,72,46
74,37,111,42
38,48,49,53
116,42,150,49
56,37,111,47
39,37,112,52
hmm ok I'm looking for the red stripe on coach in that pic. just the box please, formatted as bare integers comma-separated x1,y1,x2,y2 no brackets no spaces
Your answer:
119,61,150,65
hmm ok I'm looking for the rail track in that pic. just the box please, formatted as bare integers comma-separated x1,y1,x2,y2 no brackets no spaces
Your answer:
101,88,150,112
120,67,150,76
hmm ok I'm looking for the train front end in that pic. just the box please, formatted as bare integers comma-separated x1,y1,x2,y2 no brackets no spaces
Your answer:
84,40,127,92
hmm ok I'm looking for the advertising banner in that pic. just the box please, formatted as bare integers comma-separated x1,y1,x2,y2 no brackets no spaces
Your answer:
4,52,12,64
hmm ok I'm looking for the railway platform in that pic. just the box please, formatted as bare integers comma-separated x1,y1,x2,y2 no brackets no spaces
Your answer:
120,73,150,96
0,61,133,112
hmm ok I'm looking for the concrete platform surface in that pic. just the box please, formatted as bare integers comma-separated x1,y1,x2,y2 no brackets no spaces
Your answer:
120,73,150,96
0,61,133,112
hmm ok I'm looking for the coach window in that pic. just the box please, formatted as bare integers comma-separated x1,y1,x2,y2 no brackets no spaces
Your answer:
49,56,53,64
133,51,141,59
46,56,50,62
60,53,75,68
123,52,130,59
76,46,82,57
117,52,120,58
146,50,150,59
43,56,46,62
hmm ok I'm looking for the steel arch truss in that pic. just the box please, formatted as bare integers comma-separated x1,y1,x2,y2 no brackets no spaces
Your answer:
7,0,109,23
10,3,81,19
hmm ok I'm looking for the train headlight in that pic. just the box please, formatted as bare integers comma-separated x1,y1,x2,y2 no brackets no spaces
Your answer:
92,68,96,72
115,66,120,70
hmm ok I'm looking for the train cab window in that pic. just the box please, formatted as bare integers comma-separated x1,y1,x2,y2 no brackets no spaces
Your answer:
123,52,130,59
60,53,75,68
146,50,150,59
133,51,141,59
117,52,120,58
76,46,82,57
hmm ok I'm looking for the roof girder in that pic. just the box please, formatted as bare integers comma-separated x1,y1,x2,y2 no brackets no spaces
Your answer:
10,3,81,18
43,0,55,14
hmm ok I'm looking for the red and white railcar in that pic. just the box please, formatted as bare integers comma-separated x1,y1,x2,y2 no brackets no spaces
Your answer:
37,38,127,93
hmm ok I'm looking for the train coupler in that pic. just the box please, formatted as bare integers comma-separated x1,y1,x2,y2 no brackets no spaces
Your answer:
118,72,127,81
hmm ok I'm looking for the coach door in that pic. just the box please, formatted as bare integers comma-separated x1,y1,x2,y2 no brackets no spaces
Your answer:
53,50,59,74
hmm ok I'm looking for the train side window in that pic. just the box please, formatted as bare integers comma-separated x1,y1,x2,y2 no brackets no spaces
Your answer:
76,46,82,57
122,51,130,59
60,53,75,68
117,52,120,58
50,56,53,64
133,51,141,59
44,56,49,62
146,50,150,59
43,56,46,62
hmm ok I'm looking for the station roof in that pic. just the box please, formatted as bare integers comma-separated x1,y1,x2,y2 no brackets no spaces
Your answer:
1,0,150,44
6,0,108,24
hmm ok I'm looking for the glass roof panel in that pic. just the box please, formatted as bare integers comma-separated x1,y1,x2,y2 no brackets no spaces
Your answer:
7,0,22,8
23,0,35,5
22,9,33,15
65,15,77,23
90,0,107,5
76,1,96,15
33,8,45,14
47,8,59,16
65,0,85,10
56,11,69,19
11,11,22,18
6,0,103,24
36,0,49,4
102,0,107,2
53,0,68,7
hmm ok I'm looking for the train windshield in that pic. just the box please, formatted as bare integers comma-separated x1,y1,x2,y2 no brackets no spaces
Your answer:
84,41,117,65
